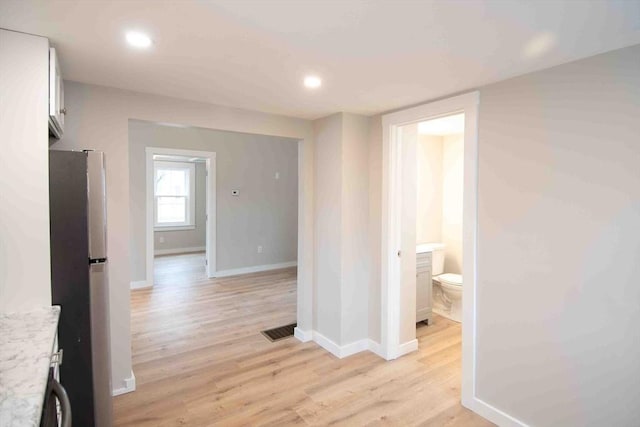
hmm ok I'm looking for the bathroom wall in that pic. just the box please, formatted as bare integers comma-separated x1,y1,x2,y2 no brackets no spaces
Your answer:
442,134,463,273
153,161,207,254
416,134,443,244
416,133,463,274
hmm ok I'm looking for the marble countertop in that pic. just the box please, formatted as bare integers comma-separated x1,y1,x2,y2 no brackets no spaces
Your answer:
0,306,60,427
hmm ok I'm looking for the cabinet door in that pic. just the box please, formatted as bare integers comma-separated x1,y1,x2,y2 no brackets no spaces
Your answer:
416,269,432,323
49,47,64,138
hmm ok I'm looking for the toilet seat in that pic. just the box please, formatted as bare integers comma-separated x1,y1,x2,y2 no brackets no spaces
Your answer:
435,273,462,287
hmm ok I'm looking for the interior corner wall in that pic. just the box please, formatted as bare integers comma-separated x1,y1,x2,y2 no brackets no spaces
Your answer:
367,115,383,344
441,134,463,274
0,29,51,312
313,113,343,342
341,113,371,345
313,112,371,347
476,44,640,425
416,134,443,245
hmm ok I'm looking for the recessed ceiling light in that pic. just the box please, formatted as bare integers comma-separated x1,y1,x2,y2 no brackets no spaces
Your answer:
303,76,322,89
522,31,555,60
126,31,152,49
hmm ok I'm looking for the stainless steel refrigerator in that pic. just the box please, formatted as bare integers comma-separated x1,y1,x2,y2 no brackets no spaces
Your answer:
49,150,114,427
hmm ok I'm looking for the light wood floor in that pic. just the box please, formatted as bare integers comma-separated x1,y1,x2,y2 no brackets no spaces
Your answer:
115,252,492,426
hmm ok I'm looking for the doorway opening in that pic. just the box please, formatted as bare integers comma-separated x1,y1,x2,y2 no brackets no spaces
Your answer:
381,92,479,409
145,147,216,287
415,113,465,326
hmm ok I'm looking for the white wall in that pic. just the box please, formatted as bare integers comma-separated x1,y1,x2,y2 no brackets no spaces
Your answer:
416,133,463,274
52,81,314,393
341,113,370,345
313,114,343,342
441,134,463,274
313,112,371,347
0,29,51,312
131,120,298,277
368,115,383,344
369,44,640,426
476,44,640,426
416,134,443,244
154,162,207,254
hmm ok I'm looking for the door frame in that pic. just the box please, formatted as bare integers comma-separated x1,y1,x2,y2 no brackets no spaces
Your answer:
380,92,479,407
145,147,217,286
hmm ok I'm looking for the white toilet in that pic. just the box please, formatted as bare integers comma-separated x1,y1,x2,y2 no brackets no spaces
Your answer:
431,245,463,322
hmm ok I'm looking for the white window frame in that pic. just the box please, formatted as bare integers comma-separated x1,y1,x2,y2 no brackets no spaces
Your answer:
153,160,196,230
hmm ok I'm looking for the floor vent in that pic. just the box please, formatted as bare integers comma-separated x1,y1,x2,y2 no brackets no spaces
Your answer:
261,323,296,342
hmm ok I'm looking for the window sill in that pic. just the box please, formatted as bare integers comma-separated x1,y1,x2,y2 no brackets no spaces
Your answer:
154,225,196,232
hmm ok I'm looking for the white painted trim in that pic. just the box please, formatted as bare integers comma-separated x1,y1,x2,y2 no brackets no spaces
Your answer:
394,339,419,359
381,92,483,414
146,147,217,287
112,370,136,396
367,339,384,358
467,397,530,427
154,246,205,256
294,327,313,342
214,261,297,278
339,339,372,358
311,331,371,359
311,331,343,357
154,225,196,232
130,280,151,290
299,331,389,360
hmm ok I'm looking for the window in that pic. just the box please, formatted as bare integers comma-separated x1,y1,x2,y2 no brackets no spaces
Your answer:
154,161,196,229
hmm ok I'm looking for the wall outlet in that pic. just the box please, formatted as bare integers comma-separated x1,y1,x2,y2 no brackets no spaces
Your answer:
159,236,165,243
257,245,263,253
275,172,280,180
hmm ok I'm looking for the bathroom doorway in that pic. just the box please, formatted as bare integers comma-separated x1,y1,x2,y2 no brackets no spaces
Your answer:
380,92,479,409
416,114,465,325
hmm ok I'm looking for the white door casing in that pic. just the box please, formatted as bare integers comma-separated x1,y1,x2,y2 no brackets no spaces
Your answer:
381,92,483,416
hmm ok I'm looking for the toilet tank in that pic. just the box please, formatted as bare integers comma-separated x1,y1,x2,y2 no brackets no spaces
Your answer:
427,243,445,276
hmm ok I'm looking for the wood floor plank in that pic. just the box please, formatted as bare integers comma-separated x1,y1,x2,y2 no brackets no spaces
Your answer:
114,252,492,426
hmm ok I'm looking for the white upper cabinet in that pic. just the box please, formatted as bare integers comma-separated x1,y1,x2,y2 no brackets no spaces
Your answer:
49,47,65,138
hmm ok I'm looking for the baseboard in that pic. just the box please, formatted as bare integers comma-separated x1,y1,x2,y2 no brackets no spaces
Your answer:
311,331,345,358
154,246,205,256
308,331,376,359
340,338,371,358
294,327,313,342
214,261,297,278
112,370,136,396
394,339,419,359
466,396,529,427
130,280,152,290
367,339,385,358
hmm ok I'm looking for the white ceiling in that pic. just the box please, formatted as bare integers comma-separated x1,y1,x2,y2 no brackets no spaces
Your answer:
1,0,639,119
